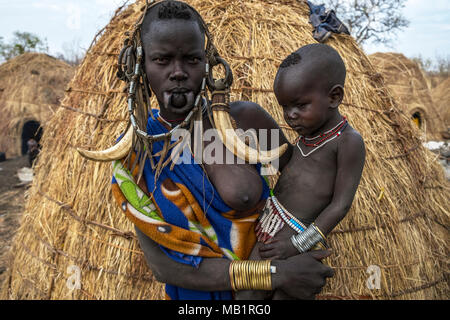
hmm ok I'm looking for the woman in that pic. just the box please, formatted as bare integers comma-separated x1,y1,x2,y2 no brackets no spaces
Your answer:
80,0,333,300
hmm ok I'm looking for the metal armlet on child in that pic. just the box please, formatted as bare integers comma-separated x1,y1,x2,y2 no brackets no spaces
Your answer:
291,222,329,253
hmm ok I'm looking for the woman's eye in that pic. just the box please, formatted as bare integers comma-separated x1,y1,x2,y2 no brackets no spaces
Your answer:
153,57,168,64
188,57,201,64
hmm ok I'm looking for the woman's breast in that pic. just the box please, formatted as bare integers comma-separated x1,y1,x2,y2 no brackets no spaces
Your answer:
205,163,263,212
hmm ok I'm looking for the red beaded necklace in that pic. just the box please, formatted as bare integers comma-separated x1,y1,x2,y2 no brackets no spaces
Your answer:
295,116,348,158
296,116,347,147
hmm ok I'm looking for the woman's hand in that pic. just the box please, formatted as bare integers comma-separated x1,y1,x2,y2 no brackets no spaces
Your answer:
271,249,334,299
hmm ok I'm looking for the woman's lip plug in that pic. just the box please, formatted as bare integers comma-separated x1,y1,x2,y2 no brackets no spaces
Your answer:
171,92,187,108
163,91,195,110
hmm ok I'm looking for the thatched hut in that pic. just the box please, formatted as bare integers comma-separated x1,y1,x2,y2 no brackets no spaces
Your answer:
369,52,446,140
0,53,74,158
431,77,450,135
1,0,448,300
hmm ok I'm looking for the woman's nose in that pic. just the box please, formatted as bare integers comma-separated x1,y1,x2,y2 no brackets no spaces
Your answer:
169,62,188,82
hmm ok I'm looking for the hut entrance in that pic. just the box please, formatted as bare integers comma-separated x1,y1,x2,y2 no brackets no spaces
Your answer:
21,120,42,155
412,111,423,129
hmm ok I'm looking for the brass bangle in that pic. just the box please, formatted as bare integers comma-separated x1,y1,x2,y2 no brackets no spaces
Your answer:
229,261,236,291
229,260,272,291
311,222,327,240
311,222,329,249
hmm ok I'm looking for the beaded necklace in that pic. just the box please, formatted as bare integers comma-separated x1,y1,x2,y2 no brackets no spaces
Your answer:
296,116,348,157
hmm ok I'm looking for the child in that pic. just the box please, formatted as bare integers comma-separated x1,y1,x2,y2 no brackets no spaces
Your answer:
237,43,365,299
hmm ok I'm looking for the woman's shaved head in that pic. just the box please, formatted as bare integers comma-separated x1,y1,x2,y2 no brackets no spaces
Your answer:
141,1,205,47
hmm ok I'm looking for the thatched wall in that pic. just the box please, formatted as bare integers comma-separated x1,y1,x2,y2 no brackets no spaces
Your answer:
1,0,448,300
0,53,74,158
369,52,446,140
431,77,450,131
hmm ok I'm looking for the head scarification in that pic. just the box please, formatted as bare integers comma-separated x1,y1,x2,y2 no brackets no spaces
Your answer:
141,0,206,43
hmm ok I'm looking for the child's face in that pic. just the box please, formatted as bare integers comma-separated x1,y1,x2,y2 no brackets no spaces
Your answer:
274,67,332,137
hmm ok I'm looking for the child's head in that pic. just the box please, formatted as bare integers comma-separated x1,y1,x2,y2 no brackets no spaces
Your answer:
274,43,346,136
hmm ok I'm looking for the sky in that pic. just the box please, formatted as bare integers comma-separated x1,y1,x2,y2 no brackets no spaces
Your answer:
0,0,449,63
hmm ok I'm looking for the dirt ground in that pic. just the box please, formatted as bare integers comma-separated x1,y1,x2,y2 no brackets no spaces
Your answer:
0,155,30,288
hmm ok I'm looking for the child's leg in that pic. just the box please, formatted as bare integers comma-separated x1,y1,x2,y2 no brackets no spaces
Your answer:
233,241,273,300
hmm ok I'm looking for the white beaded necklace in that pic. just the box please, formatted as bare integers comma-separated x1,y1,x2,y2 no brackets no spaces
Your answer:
297,134,339,157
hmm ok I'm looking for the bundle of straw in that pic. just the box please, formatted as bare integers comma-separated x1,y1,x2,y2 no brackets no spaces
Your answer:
1,0,448,300
0,53,74,157
369,52,446,141
431,77,450,131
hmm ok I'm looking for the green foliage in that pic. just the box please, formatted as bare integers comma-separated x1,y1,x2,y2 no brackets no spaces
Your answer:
0,31,48,61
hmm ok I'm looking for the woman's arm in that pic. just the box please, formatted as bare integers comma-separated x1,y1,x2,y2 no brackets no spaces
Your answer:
136,226,334,298
135,227,232,291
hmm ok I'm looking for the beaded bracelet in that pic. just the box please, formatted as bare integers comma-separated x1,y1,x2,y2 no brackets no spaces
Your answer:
229,260,273,291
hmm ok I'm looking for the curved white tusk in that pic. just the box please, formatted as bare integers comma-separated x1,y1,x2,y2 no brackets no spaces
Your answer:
213,110,287,163
77,126,133,161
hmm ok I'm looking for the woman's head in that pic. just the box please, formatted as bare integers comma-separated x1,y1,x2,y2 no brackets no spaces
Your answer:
141,1,207,116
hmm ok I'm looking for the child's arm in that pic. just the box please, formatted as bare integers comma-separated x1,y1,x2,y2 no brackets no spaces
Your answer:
313,130,365,235
259,131,365,259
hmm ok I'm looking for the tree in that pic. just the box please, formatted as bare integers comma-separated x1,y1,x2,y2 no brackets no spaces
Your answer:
55,38,85,66
321,0,410,46
412,55,433,73
434,55,450,77
412,54,450,78
0,31,48,61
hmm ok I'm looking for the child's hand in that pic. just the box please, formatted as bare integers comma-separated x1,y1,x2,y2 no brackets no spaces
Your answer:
259,238,299,260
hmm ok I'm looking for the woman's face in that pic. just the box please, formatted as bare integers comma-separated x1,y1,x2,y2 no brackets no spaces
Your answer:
144,19,206,117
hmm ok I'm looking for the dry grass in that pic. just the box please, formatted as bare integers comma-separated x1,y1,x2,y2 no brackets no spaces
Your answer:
1,0,448,300
0,53,74,158
431,77,450,129
369,52,446,140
